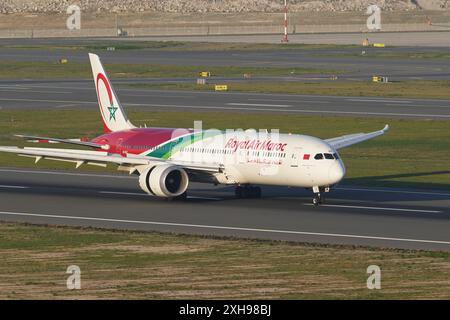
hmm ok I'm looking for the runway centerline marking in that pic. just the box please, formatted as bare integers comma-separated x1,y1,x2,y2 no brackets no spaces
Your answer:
226,103,292,108
2,169,449,198
100,191,147,196
304,203,441,213
336,186,450,197
100,190,221,201
145,104,450,118
0,89,72,94
0,210,449,246
1,98,449,118
386,104,450,109
187,196,222,201
0,185,28,189
0,168,135,179
347,99,412,104
247,98,331,104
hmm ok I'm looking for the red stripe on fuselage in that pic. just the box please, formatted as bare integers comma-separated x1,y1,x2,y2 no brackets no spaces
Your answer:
91,127,193,155
96,73,113,133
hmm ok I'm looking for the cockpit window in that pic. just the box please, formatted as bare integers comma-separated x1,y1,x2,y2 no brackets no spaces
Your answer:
315,153,338,160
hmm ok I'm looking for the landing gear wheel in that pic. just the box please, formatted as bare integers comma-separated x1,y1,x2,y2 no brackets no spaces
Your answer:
312,193,323,206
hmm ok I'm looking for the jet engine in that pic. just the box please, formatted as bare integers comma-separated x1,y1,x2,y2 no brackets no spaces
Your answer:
138,164,189,198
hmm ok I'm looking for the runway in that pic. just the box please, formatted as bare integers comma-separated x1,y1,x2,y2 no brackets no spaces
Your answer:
1,39,450,80
117,32,450,47
0,167,450,251
1,79,450,119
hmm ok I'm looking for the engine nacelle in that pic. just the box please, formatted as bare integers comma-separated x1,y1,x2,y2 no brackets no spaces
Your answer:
138,164,189,198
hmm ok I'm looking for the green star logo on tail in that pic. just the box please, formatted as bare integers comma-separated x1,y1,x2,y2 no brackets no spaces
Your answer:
108,104,118,121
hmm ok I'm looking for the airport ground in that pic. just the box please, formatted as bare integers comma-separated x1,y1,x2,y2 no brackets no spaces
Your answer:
1,221,449,299
0,39,449,298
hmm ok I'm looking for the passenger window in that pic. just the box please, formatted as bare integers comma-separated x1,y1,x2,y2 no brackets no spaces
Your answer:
314,153,323,160
324,153,334,160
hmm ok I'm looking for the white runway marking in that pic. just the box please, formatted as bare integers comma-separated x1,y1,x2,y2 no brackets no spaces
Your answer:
186,195,222,201
0,98,96,104
0,185,28,189
248,98,331,104
347,99,412,104
1,98,449,118
386,104,450,109
227,103,292,108
304,203,441,214
100,191,221,201
0,168,135,179
146,103,450,118
1,169,448,198
0,86,26,90
0,210,449,246
0,89,72,94
336,186,450,197
100,191,147,196
53,104,77,108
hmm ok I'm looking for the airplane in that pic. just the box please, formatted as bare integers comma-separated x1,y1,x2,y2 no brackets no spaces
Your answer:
0,53,389,205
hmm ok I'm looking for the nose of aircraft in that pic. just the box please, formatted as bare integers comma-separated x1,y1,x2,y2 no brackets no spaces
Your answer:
328,161,345,184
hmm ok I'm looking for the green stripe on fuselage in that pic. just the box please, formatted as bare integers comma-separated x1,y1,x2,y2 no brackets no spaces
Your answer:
145,130,222,159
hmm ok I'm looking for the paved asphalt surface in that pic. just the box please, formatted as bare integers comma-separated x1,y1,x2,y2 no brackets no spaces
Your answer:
1,31,450,46
1,79,450,119
123,32,450,47
0,167,449,251
1,37,449,252
1,37,450,80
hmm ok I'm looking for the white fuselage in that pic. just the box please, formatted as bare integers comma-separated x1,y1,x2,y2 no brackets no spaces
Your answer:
167,132,346,188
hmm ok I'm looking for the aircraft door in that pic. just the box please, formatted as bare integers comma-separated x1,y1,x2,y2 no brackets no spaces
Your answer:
290,147,302,167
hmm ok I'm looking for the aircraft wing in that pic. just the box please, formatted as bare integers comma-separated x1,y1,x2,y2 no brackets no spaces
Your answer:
0,146,220,173
15,134,105,149
325,125,389,150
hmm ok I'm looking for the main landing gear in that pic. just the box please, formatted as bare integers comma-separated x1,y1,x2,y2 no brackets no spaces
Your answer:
235,185,262,199
312,186,330,206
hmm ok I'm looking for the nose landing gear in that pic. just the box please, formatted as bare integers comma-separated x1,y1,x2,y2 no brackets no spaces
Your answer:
312,193,323,206
312,186,329,206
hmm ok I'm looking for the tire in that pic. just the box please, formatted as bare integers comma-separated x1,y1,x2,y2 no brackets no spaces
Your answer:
312,197,319,206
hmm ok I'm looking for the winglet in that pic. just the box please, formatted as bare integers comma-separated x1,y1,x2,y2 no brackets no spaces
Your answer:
382,124,389,132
